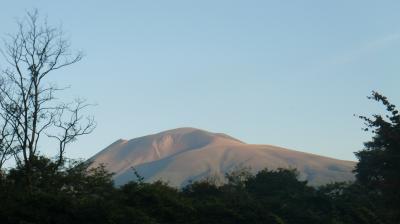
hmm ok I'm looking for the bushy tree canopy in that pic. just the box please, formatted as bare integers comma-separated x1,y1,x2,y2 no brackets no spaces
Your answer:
355,91,400,222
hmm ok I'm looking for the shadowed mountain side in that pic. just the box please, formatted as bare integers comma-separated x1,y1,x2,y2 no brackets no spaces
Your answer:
90,128,355,187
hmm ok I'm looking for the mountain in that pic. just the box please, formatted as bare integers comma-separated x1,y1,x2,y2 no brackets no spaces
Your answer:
89,127,356,187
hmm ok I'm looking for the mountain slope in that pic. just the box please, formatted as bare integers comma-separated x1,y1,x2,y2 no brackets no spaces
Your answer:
89,128,355,187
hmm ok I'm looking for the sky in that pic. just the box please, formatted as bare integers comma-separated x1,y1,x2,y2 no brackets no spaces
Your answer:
0,1,399,161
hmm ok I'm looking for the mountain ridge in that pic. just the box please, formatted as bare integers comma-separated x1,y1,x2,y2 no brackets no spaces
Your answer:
89,127,356,187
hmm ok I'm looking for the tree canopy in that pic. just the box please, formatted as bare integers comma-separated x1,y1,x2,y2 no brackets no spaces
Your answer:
355,91,400,222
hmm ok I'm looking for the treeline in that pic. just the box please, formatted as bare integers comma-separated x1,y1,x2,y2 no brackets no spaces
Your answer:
0,156,393,224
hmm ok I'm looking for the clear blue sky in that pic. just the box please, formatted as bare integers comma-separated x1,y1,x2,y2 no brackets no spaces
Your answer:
1,1,399,161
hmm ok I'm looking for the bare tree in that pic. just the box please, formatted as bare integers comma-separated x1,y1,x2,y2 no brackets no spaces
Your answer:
48,99,95,166
0,10,95,175
0,112,15,170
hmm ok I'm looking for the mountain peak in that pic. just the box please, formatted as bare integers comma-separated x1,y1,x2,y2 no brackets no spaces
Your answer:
90,128,355,187
150,127,244,145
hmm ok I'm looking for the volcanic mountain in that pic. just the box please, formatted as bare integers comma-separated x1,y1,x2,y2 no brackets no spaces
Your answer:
89,128,355,187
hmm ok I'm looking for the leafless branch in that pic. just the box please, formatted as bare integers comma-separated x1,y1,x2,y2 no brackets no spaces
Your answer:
0,10,92,174
47,99,96,166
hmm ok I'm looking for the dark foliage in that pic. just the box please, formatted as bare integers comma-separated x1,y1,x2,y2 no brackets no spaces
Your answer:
355,91,400,222
0,158,387,224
